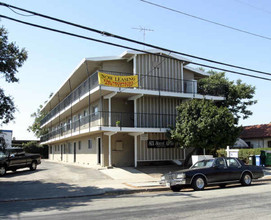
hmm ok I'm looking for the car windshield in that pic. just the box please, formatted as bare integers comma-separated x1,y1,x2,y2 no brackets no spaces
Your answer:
191,159,214,169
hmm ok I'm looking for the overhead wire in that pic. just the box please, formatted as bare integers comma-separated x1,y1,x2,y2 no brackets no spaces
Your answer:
1,14,271,82
233,0,271,15
6,6,34,17
140,0,271,41
0,2,271,77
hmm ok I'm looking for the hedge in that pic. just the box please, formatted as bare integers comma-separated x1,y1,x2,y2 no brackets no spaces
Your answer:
217,148,271,164
22,141,48,159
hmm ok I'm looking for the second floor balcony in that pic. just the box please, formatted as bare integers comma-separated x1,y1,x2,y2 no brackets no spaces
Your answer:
41,70,226,127
40,111,177,143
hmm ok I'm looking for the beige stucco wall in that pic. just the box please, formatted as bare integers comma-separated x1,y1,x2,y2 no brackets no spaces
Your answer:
102,133,134,167
102,60,133,73
49,133,103,166
183,69,195,80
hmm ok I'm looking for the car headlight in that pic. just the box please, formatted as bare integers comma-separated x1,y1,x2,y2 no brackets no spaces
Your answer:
161,175,165,180
176,173,186,179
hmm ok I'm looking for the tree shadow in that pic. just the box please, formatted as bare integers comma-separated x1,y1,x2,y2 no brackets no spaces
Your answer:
0,180,115,219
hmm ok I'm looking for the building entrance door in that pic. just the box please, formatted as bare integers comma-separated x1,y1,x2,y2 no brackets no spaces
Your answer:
73,142,76,163
61,145,63,161
97,137,102,164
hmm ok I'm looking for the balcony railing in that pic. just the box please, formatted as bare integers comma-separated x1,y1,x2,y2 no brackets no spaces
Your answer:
40,111,176,142
41,70,226,126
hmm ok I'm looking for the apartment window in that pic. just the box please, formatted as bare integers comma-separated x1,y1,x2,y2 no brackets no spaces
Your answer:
93,106,98,116
58,145,60,151
64,144,66,154
268,141,271,148
83,109,88,117
78,141,81,150
73,115,77,131
88,139,92,149
67,119,71,130
78,114,82,123
54,146,56,151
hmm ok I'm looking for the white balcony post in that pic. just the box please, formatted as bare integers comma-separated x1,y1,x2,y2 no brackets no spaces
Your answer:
104,92,117,127
129,132,143,167
134,135,137,167
134,99,137,127
181,62,184,93
109,135,112,167
105,132,116,168
128,94,143,128
108,97,111,127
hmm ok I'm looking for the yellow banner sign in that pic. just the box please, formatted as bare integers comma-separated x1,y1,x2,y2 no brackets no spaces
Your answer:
98,72,138,88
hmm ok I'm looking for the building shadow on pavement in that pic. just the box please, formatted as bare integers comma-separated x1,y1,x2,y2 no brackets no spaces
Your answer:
0,180,115,219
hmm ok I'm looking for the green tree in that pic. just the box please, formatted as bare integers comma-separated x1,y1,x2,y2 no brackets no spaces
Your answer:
27,104,48,138
198,71,257,124
0,26,28,124
168,99,241,166
28,93,53,138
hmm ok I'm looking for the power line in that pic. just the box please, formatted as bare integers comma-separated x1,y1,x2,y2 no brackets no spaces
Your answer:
140,0,271,41
6,6,34,17
1,14,271,82
234,0,271,15
0,2,271,77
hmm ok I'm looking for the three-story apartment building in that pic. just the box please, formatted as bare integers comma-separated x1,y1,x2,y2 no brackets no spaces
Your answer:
40,50,225,167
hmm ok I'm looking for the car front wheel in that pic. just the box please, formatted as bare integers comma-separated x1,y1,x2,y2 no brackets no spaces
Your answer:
0,166,6,176
241,173,252,186
30,161,37,171
192,176,206,191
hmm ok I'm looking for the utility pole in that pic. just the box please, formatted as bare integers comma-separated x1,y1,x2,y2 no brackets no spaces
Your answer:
132,26,154,49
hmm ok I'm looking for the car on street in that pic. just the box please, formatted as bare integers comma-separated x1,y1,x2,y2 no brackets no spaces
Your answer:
160,157,264,192
0,147,41,176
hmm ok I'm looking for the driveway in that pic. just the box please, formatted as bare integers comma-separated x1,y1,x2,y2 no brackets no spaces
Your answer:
0,160,112,201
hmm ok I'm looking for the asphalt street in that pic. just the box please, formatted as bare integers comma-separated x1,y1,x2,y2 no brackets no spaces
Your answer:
1,181,270,220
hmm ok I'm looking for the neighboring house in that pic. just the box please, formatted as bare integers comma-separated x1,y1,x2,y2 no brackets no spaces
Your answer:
40,50,225,167
240,123,271,148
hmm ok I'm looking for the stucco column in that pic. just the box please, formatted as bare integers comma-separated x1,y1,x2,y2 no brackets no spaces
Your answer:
104,132,116,167
108,97,111,127
129,132,143,167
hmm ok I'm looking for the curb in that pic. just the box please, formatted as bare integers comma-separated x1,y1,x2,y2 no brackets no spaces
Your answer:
1,178,270,203
0,187,169,203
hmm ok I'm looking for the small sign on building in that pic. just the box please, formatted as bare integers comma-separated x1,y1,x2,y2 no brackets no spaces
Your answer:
147,140,175,148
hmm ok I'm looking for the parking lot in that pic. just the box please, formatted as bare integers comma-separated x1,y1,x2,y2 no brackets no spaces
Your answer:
0,160,112,201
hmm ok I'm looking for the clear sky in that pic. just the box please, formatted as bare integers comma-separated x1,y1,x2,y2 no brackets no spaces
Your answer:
1,0,271,140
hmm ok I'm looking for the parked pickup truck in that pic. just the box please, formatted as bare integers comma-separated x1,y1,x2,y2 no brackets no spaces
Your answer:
0,147,41,176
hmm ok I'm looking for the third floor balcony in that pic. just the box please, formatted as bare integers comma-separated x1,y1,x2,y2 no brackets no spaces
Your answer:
40,70,226,127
